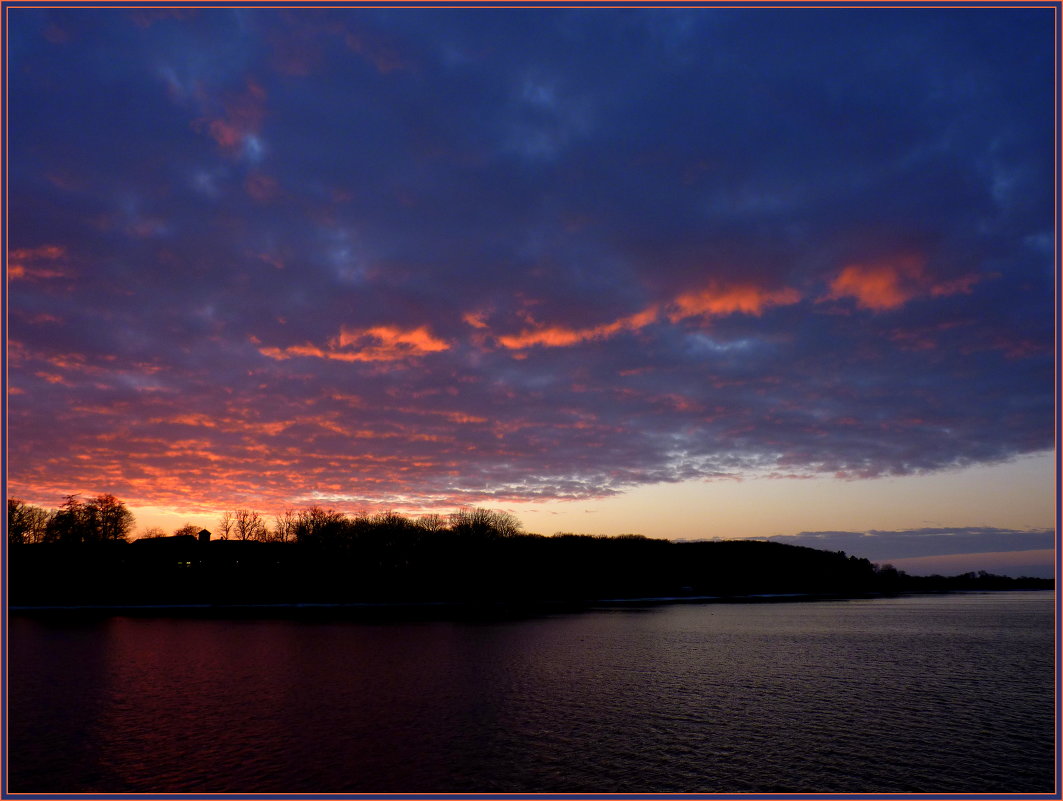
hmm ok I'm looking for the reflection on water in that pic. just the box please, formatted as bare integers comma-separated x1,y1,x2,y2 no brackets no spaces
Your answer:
8,592,1054,793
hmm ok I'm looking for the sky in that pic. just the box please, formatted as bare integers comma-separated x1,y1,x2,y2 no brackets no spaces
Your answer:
5,6,1057,576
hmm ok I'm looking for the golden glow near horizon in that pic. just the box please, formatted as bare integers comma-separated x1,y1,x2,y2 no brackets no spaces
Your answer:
129,451,1054,547
512,451,1055,541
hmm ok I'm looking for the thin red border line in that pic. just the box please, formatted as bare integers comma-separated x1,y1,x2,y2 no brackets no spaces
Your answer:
1,3,1060,5
2,0,8,799
1056,9,1062,800
1054,2,1062,797
3,2,1062,8
1,2,1061,6
1,1,1059,3
2,3,1054,794
1057,1,1062,798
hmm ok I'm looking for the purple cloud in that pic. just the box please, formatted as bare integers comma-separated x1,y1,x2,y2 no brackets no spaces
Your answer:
6,8,1054,515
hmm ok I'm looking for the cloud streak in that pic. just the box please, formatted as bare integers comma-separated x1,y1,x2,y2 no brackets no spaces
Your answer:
764,527,1055,561
824,254,981,311
760,527,1056,578
259,324,450,363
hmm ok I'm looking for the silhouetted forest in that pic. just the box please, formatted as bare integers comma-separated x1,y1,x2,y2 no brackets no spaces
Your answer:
7,497,1053,609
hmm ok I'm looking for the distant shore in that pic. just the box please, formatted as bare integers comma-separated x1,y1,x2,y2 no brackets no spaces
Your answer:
8,587,1053,621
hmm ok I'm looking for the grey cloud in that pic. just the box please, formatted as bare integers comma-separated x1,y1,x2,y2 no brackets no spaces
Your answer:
764,527,1055,561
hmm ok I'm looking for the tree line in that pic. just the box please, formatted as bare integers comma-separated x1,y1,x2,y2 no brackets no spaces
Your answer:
7,495,1052,608
210,505,523,543
8,496,524,546
8,494,134,545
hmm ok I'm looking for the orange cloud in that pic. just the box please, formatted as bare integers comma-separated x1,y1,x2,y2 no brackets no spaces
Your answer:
497,305,659,350
485,281,802,351
259,343,327,360
393,406,488,425
825,255,924,310
151,413,218,428
260,325,450,363
332,325,447,353
35,372,69,385
463,310,490,329
148,409,397,442
667,284,802,322
824,254,982,311
9,245,69,280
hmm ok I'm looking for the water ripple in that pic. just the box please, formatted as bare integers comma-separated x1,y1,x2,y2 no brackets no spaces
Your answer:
8,592,1054,793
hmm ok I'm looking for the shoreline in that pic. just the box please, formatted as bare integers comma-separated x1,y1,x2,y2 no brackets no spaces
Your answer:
8,588,1052,619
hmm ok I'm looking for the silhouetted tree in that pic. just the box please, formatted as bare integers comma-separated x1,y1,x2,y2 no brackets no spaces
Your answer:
173,523,201,538
371,510,417,532
449,507,523,538
218,511,234,540
293,506,347,545
84,493,134,542
873,562,904,592
7,498,51,545
231,509,268,541
44,495,91,544
417,513,447,532
139,527,168,539
273,509,298,542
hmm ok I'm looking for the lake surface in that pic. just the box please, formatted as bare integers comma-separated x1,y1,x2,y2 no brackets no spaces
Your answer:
7,592,1055,794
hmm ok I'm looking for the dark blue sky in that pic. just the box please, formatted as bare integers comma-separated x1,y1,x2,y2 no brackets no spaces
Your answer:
7,7,1056,528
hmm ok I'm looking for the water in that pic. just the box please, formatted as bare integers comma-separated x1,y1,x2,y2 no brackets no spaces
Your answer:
7,592,1055,793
